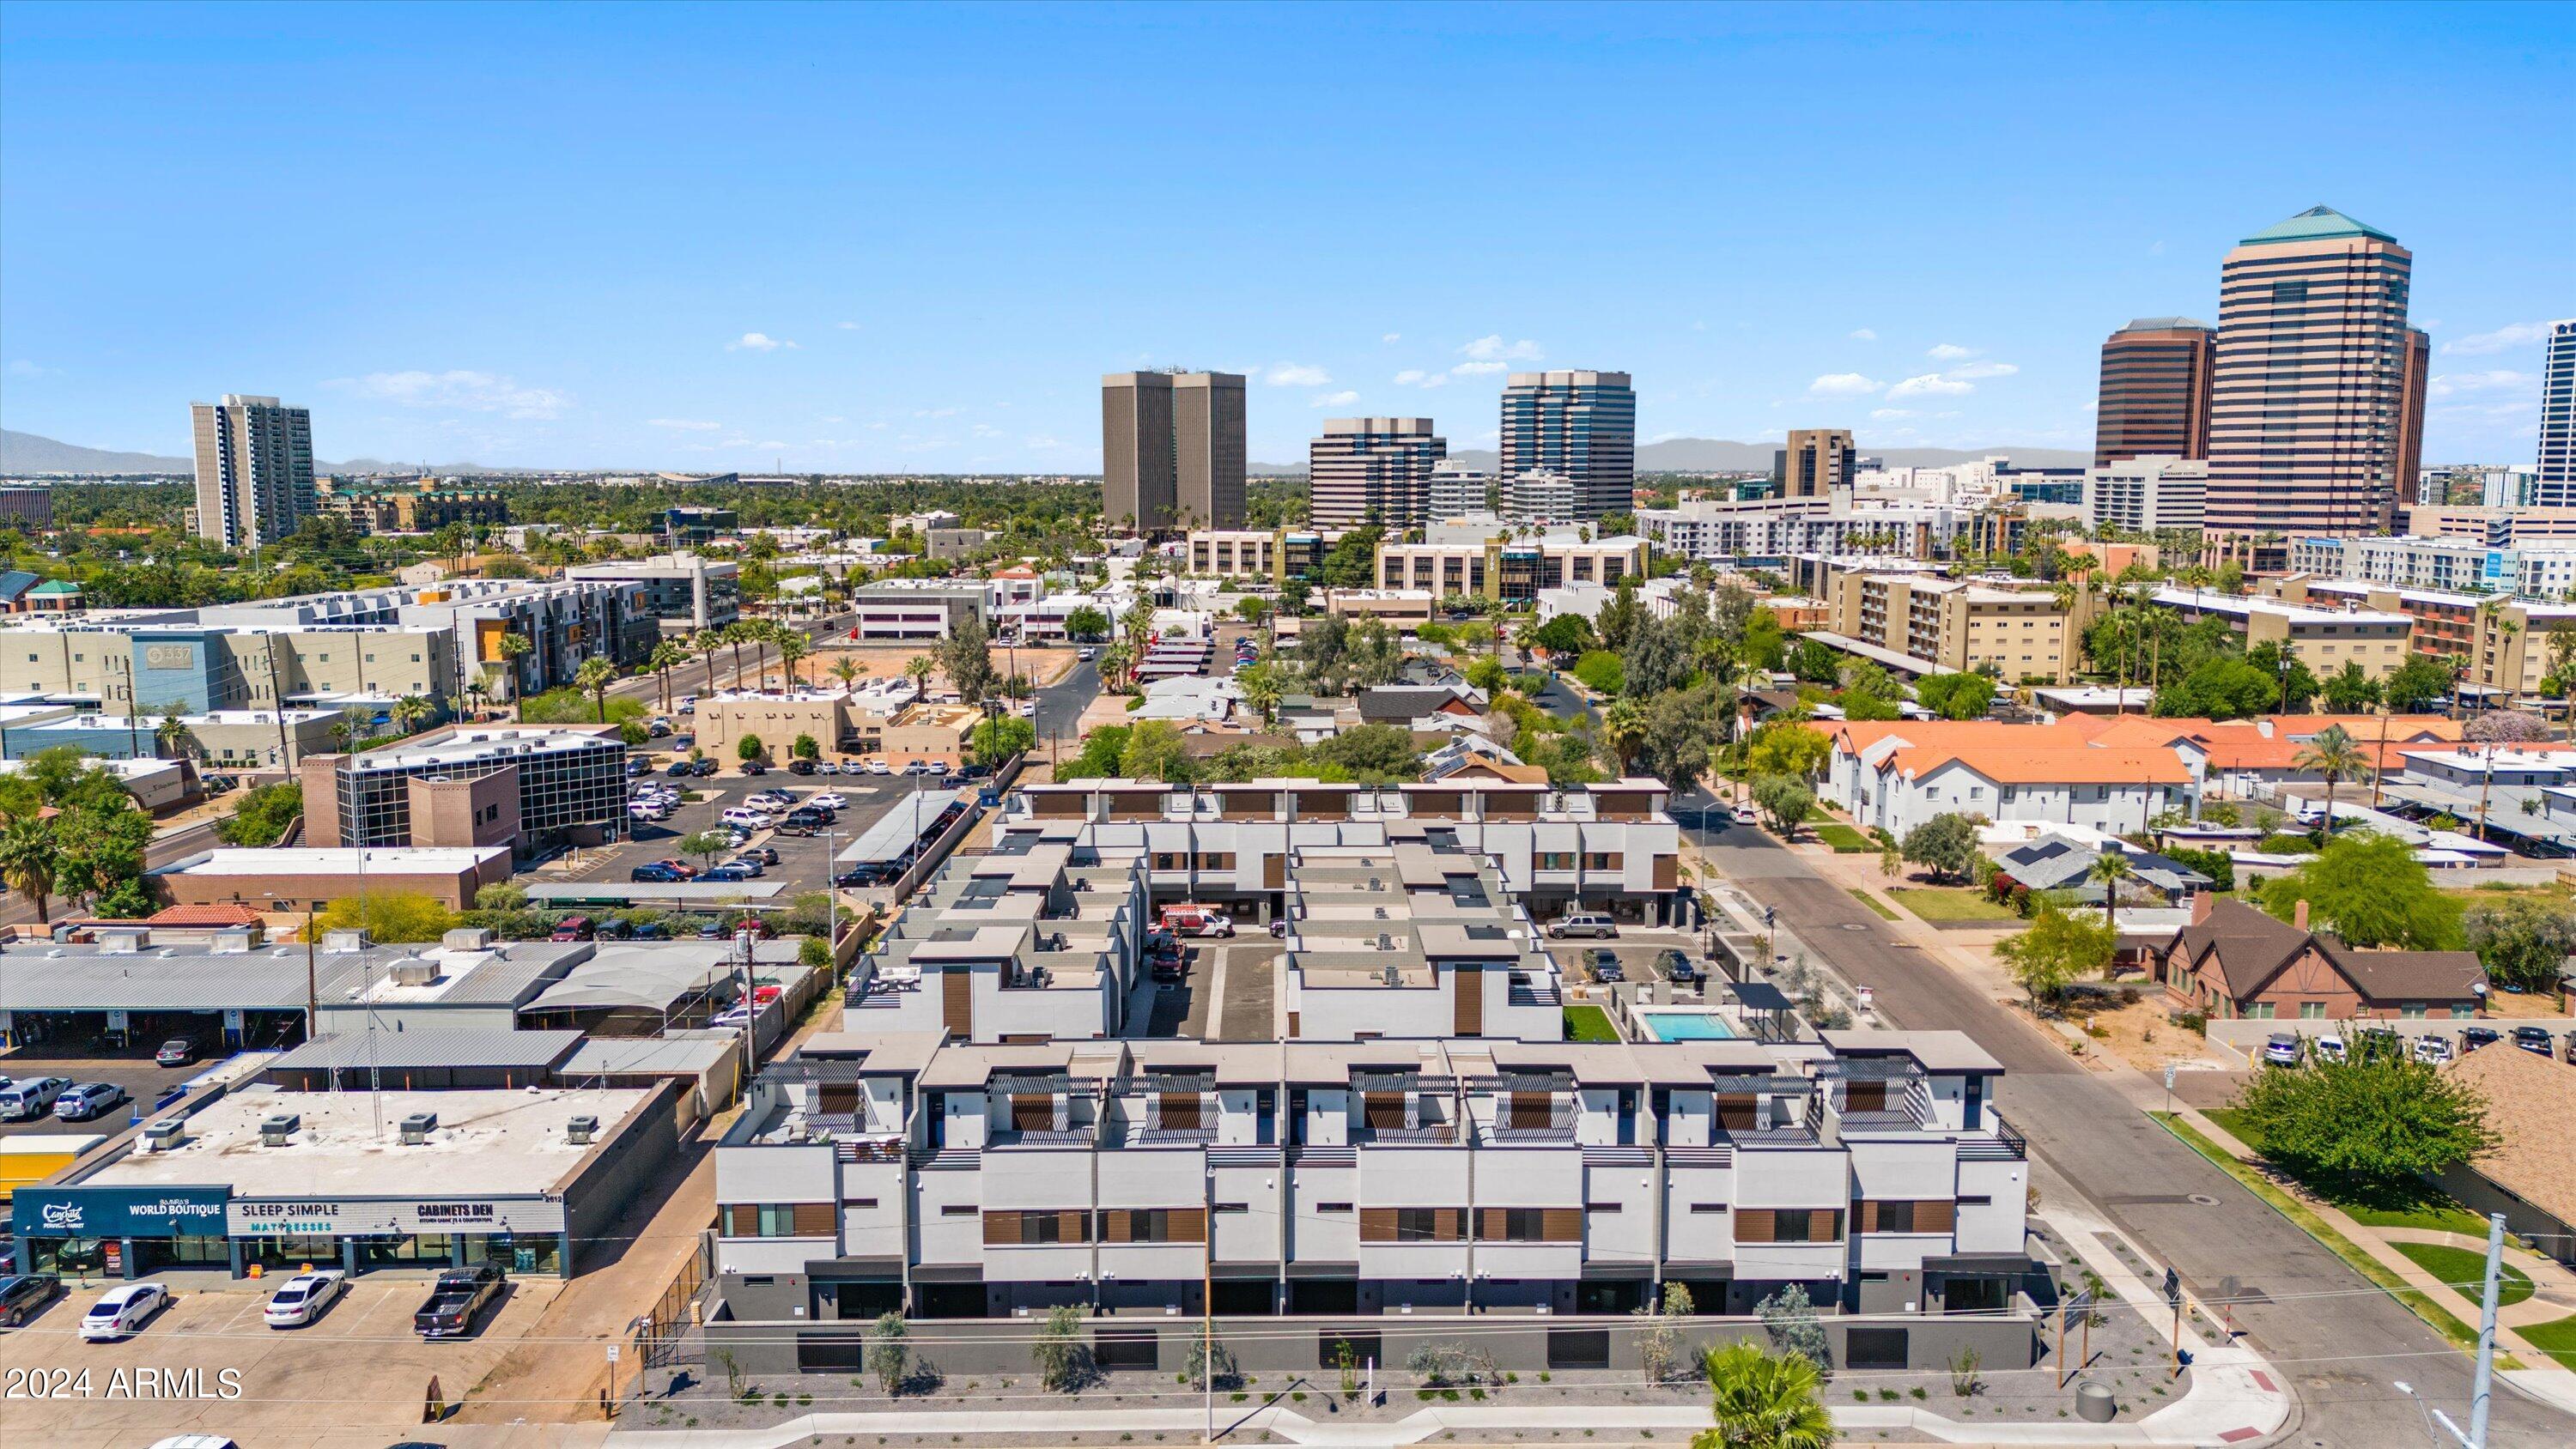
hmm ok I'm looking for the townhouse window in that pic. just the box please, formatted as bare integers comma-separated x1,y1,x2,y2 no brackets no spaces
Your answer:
1477,1208,1580,1242
1583,852,1620,870
1317,1203,1353,1214
1153,852,1182,870
1688,1203,1728,1215
1212,1203,1249,1215
1097,1208,1206,1244
2247,1003,2275,1019
848,1198,879,1210
721,1203,835,1238
940,1204,978,1217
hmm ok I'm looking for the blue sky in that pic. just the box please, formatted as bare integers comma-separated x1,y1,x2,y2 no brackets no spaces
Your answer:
3,3,2568,472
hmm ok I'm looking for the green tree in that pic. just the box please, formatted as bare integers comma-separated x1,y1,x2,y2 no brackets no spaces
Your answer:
1744,720,1831,780
2088,851,2135,938
1316,526,1381,589
2230,1041,2496,1187
939,611,999,705
1596,577,1643,653
736,732,767,763
1063,605,1110,641
1786,638,1840,685
0,817,58,924
1696,1338,1832,1449
1599,700,1649,779
154,707,192,761
776,630,811,690
2255,831,2464,949
217,781,305,847
1636,1282,1698,1384
1751,774,1814,837
2463,895,2576,993
1914,672,1996,720
1571,651,1625,694
2154,657,2279,720
2293,724,2369,839
314,889,459,943
1033,1303,1089,1392
2318,661,2382,713
1900,813,1979,883
792,732,821,761
2245,641,2320,713
1753,1284,1831,1374
391,693,434,737
493,631,534,715
1995,896,2116,1010
1118,719,1190,782
1236,662,1285,726
679,829,734,870
1637,680,1728,792
2383,655,2456,713
648,640,690,712
970,714,1037,765
1530,613,1596,658
1313,723,1423,785
866,1312,910,1396
574,656,620,723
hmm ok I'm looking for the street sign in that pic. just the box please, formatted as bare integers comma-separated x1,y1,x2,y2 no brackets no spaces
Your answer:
2162,1267,2181,1306
2164,1064,2179,1092
606,1343,620,1362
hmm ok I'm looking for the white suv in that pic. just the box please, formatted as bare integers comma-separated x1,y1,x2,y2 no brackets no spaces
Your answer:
720,807,774,829
1546,912,1619,939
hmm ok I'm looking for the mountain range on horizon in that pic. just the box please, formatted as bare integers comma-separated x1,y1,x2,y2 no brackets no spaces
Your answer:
3,427,2091,480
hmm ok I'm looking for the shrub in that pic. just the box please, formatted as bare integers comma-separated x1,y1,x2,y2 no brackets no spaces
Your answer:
1571,651,1625,694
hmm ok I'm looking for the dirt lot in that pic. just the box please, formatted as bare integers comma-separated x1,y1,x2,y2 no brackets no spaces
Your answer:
0,1272,563,1444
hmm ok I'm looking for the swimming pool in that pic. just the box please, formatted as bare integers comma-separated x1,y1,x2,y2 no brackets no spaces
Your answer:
1640,1011,1737,1041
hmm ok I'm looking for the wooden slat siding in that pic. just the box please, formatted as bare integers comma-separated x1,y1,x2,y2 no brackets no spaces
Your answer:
1013,1094,1052,1131
1844,1081,1888,1112
1285,1011,1300,1038
1820,1209,1845,1240
1855,1200,1878,1234
1735,1208,1777,1243
1915,1199,1955,1232
1103,1210,1133,1244
1160,1093,1202,1130
1540,1207,1584,1242
983,1210,1023,1246
1477,1208,1508,1241
722,1204,758,1237
792,1202,836,1237
942,968,972,1037
1059,1210,1090,1243
1716,1094,1759,1130
1263,855,1286,888
1033,794,1088,818
1510,1092,1552,1130
1168,1207,1206,1243
1652,854,1679,890
1359,1207,1400,1243
1439,1208,1467,1241
1364,1092,1406,1130
1454,964,1483,1036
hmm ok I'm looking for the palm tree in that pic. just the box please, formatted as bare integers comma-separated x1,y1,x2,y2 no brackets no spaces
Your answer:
2089,850,2135,945
647,640,690,713
777,630,811,691
1481,595,1509,659
2293,723,2368,840
829,657,863,694
1600,700,1649,779
2547,619,2576,741
723,623,750,690
693,628,726,699
903,656,935,697
493,632,534,717
154,708,192,761
574,657,619,723
1097,642,1133,694
1240,665,1283,727
0,817,58,925
1698,1340,1832,1449
390,694,434,737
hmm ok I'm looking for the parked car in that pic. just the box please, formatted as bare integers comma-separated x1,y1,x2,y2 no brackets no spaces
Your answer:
80,1282,168,1341
0,1273,63,1329
710,1004,756,1029
261,1269,348,1328
2514,1027,2557,1056
595,918,635,941
1160,906,1234,938
1547,912,1619,939
53,1082,130,1122
865,757,892,774
647,718,673,737
741,761,767,775
2412,1034,2455,1065
632,919,671,941
2312,1034,2348,1064
726,855,768,876
787,758,818,775
1591,949,1625,984
629,864,685,883
2462,1026,2502,1052
720,807,775,829
150,1037,197,1068
2261,1033,2303,1067
413,1264,505,1339
0,1077,71,1121
696,919,729,940
818,760,845,774
549,915,594,942
1655,949,1701,986
743,845,781,865
702,864,756,883
775,821,819,838
665,760,693,776
809,791,849,810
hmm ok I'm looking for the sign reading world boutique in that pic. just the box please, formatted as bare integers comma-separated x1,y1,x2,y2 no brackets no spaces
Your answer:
11,1185,230,1239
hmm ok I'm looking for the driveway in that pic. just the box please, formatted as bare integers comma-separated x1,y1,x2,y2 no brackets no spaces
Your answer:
1681,792,2574,1446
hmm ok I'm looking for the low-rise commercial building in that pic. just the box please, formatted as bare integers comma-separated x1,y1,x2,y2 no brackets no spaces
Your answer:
566,551,741,634
696,689,860,764
2403,506,2576,546
2083,455,2207,533
1322,589,1435,629
300,723,627,852
926,528,992,560
149,846,516,912
1376,526,1648,602
880,702,985,769
0,705,348,770
848,580,992,640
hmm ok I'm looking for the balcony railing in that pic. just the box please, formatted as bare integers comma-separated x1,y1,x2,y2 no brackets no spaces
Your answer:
1356,1124,1459,1144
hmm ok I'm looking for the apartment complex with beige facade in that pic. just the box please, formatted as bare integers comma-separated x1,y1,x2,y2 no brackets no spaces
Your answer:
1817,570,2075,682
2148,585,2412,679
2275,579,2575,696
1775,428,1856,499
1375,524,1647,603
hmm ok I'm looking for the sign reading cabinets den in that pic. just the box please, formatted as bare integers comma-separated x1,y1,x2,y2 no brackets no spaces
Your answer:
227,1197,568,1236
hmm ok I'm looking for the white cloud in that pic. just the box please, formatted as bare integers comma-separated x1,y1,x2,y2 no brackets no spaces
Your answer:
1847,329,1878,342
1450,361,1510,376
1646,431,1686,444
1393,368,1450,388
1381,333,1401,343
2443,321,2557,356
1869,408,1916,420
2429,369,2533,397
1926,343,1977,361
335,369,568,420
728,332,797,351
647,418,722,431
1808,373,1883,397
1312,390,1360,408
835,321,861,330
1886,373,1973,398
1947,361,2020,380
914,407,961,419
1266,362,1333,386
1460,335,1543,364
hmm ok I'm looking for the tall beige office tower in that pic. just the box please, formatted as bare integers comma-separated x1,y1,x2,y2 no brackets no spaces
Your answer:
191,394,316,548
1101,370,1245,532
1775,428,1856,498
2093,318,2215,466
2205,207,2416,537
1310,418,1446,529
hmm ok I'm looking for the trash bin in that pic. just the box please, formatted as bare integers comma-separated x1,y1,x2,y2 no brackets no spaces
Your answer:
2075,1380,2116,1422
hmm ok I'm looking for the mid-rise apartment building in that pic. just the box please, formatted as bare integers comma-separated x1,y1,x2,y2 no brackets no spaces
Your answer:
318,478,507,535
1374,525,1647,603
1310,418,1448,530
2402,505,2576,546
1500,371,1636,520
565,552,742,634
2093,318,2215,466
2149,585,2412,679
2287,535,2576,600
1775,429,1856,499
1814,568,2075,682
2280,579,2576,696
191,395,316,548
2541,319,2576,506
1637,497,1987,563
1504,470,1579,525
1103,371,1247,531
711,1027,2030,1353
2084,455,2208,533
2205,208,2416,537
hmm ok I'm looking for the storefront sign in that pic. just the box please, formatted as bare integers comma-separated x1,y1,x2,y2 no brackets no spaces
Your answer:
228,1197,566,1236
10,1185,231,1239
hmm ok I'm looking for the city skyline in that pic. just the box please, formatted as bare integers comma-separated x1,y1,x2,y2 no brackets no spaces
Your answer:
2,3,2567,474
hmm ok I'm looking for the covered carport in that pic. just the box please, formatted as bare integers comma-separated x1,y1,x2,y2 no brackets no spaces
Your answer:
0,938,366,1055
261,1028,584,1090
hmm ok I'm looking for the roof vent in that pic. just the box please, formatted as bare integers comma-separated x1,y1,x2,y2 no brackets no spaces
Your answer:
566,1114,600,1145
398,1111,438,1145
322,928,371,953
99,929,146,954
1369,878,1383,891
210,927,254,955
141,1118,186,1152
1378,932,1394,951
259,1113,301,1146
1382,962,1400,986
389,958,439,988
442,926,495,949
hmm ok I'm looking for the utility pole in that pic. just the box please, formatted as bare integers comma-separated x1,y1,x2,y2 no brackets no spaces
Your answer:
2469,1211,2504,1449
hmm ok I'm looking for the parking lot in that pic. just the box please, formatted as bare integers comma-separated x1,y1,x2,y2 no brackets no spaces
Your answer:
0,1270,564,1443
1545,930,1711,987
556,766,943,900
0,1058,199,1140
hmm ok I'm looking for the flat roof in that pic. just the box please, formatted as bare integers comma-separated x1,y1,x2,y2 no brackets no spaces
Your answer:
88,1084,652,1200
270,1028,583,1073
839,790,969,864
0,940,374,1012
156,846,511,878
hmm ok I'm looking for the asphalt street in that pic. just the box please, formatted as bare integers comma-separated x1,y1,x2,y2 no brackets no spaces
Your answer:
1677,788,2573,1447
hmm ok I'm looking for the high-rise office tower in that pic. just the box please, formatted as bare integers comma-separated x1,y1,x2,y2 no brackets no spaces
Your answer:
1309,418,1446,529
2204,207,2415,537
1498,370,1635,519
1101,370,1245,532
2393,326,2430,528
191,394,315,548
2093,318,2215,466
2536,320,2576,506
1774,428,1856,498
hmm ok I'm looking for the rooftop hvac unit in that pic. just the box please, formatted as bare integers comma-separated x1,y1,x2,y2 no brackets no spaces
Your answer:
1382,962,1400,986
442,926,496,950
389,958,439,987
398,1112,438,1145
141,1119,185,1152
566,1114,600,1145
260,1113,301,1145
1378,933,1394,951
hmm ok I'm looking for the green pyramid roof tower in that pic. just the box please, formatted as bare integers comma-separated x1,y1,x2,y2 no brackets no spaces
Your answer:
2239,205,2397,246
